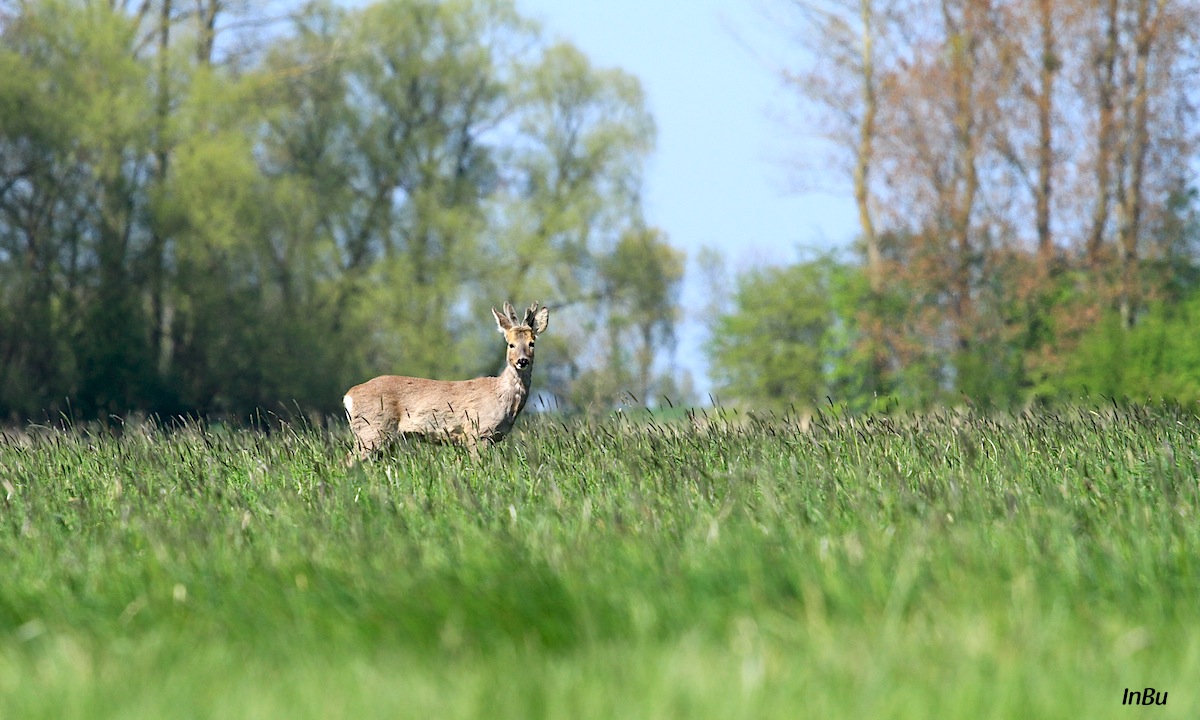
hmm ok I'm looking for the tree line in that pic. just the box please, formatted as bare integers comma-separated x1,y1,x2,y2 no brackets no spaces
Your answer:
709,0,1200,411
0,0,685,421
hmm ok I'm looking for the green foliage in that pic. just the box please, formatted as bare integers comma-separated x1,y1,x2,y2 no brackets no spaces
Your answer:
708,255,875,411
709,261,831,408
1,408,1198,716
708,212,1200,412
574,227,686,409
0,0,682,420
1052,295,1200,407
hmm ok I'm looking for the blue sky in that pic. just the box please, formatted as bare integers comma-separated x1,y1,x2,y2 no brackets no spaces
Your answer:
516,0,859,394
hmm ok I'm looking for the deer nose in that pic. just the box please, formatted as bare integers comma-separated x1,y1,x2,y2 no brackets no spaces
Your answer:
516,357,530,369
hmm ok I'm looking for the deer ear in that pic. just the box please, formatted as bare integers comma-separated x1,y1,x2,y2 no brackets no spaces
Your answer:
492,307,513,332
531,305,549,335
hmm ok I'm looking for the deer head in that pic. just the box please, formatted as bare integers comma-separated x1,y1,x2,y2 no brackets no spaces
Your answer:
492,301,549,373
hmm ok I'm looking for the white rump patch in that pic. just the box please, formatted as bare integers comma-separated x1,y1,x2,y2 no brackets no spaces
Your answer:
343,395,354,415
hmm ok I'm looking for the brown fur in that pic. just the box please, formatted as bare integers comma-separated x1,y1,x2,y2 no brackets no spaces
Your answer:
343,301,549,461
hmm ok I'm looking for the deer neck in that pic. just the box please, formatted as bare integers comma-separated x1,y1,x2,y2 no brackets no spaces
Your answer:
499,363,533,418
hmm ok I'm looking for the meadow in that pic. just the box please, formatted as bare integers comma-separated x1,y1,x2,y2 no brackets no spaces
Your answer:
0,404,1197,718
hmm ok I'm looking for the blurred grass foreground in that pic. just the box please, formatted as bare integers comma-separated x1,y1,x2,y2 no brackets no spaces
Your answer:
1,404,1198,718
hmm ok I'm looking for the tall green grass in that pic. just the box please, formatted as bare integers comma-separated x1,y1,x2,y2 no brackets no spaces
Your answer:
1,405,1198,718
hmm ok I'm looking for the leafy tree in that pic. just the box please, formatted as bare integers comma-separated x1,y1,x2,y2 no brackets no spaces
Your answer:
708,256,849,411
495,40,673,410
573,226,685,410
1051,296,1200,407
0,1,160,417
770,0,1200,411
0,0,685,420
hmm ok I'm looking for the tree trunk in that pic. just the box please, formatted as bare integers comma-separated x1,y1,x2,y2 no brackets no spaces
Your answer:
944,0,980,351
1034,0,1055,270
1117,0,1160,328
1087,0,1118,270
856,0,881,294
150,0,172,376
195,0,219,65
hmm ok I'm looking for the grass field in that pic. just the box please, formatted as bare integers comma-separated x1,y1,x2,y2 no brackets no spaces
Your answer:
1,404,1198,718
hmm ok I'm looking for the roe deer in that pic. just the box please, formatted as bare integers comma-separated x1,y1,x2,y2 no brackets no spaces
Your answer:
342,301,550,460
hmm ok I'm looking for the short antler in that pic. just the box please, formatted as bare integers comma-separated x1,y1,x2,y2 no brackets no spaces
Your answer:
503,301,519,325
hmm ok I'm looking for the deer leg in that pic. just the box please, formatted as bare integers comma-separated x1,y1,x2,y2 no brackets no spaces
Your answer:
347,417,385,464
462,434,482,461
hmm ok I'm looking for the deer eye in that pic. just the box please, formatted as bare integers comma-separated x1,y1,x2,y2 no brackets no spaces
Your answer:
529,342,535,348
508,343,515,348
